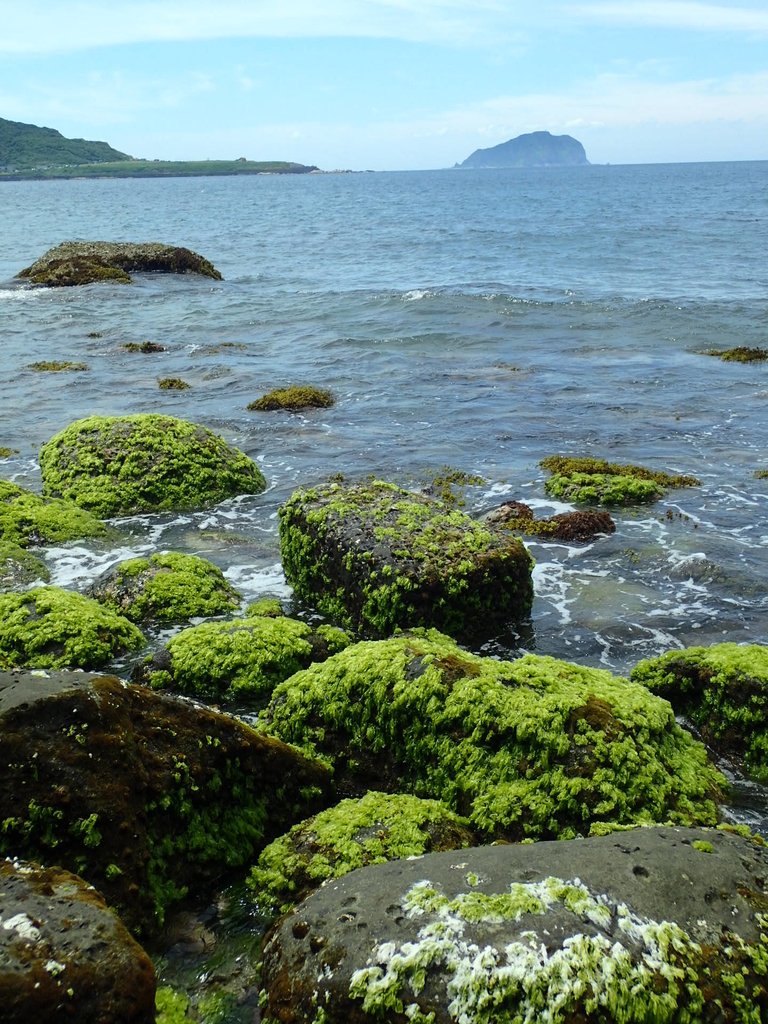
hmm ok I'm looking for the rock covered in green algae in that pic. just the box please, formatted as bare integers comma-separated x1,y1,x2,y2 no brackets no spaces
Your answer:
631,643,768,781
0,479,107,548
540,455,700,507
260,825,768,1024
0,586,145,670
279,479,534,641
248,384,335,411
16,241,222,287
248,791,476,915
0,542,49,591
484,500,616,542
261,630,723,841
88,551,241,623
0,669,332,935
134,609,350,703
0,857,156,1023
39,414,266,517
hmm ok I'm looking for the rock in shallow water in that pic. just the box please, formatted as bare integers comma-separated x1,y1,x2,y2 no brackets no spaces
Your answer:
16,240,222,286
261,825,768,1023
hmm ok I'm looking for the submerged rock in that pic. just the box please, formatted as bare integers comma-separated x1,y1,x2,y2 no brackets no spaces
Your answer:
0,857,155,1023
0,669,331,935
247,384,335,411
261,630,723,840
0,586,145,670
0,542,50,590
631,642,768,781
16,241,222,287
88,551,241,623
0,479,107,548
134,609,350,703
279,479,534,640
39,414,266,517
261,825,768,1024
248,791,476,915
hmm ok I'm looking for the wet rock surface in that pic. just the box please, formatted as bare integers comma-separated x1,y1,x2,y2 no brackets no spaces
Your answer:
261,825,768,1023
0,857,155,1023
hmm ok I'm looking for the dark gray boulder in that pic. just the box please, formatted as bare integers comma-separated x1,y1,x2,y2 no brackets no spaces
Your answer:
261,825,768,1023
0,857,155,1023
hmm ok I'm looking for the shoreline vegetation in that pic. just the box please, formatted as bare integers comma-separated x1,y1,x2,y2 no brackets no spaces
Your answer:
0,158,321,181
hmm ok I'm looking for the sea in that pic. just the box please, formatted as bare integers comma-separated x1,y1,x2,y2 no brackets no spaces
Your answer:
2,162,768,1003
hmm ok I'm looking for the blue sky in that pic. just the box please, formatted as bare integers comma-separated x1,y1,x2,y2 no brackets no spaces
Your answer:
1,1,767,170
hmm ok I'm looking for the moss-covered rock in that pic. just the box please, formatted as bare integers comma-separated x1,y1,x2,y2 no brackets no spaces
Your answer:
279,480,534,640
540,455,699,507
706,346,768,363
0,669,332,934
0,542,50,590
0,857,156,1023
485,500,616,541
158,377,191,390
122,341,167,353
0,586,145,670
87,551,241,623
247,385,335,412
134,611,350,703
0,479,107,548
26,360,89,372
261,630,723,841
17,241,222,287
39,414,266,517
248,792,476,915
631,643,768,781
260,826,768,1024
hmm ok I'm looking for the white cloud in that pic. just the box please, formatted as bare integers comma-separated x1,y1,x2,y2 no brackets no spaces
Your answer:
0,0,525,53
573,2,768,34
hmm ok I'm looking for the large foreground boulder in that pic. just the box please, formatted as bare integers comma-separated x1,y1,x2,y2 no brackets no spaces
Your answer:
631,643,768,781
16,241,222,287
0,858,155,1023
261,630,723,840
0,479,107,548
261,825,768,1023
39,414,266,517
0,669,331,934
279,480,534,640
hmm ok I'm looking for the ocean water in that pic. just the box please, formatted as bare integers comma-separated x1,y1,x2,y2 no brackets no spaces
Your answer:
3,163,768,1010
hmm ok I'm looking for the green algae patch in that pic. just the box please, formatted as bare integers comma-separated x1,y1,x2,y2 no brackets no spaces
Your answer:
88,551,241,623
0,586,145,670
540,455,699,507
0,542,49,590
631,643,768,782
486,500,616,542
0,479,107,548
39,414,266,517
158,377,191,390
706,346,768,363
261,630,723,841
123,340,167,353
248,791,476,915
27,360,89,372
134,612,351,704
248,385,335,412
279,480,534,641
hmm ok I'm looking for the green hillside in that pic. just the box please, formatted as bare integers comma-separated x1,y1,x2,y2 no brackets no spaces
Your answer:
0,117,132,170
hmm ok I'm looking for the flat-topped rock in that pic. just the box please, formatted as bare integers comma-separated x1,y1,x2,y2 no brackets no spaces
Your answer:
16,241,222,286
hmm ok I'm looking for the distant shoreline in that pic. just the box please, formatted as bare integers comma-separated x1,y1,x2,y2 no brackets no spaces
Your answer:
0,158,320,181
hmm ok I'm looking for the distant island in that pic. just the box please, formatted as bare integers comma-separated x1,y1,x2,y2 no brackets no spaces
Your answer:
458,131,589,169
0,117,318,179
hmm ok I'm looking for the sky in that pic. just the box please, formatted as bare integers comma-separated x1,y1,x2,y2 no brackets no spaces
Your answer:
1,1,767,170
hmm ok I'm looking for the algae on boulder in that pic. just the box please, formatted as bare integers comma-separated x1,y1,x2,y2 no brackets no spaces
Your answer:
248,791,476,915
485,500,616,542
0,857,156,1023
0,542,50,590
261,825,768,1024
0,479,107,548
261,630,723,840
248,385,335,412
134,610,350,703
0,586,145,670
0,669,332,934
540,455,699,507
88,551,241,623
39,414,266,517
631,643,768,781
279,480,534,640
17,241,222,287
